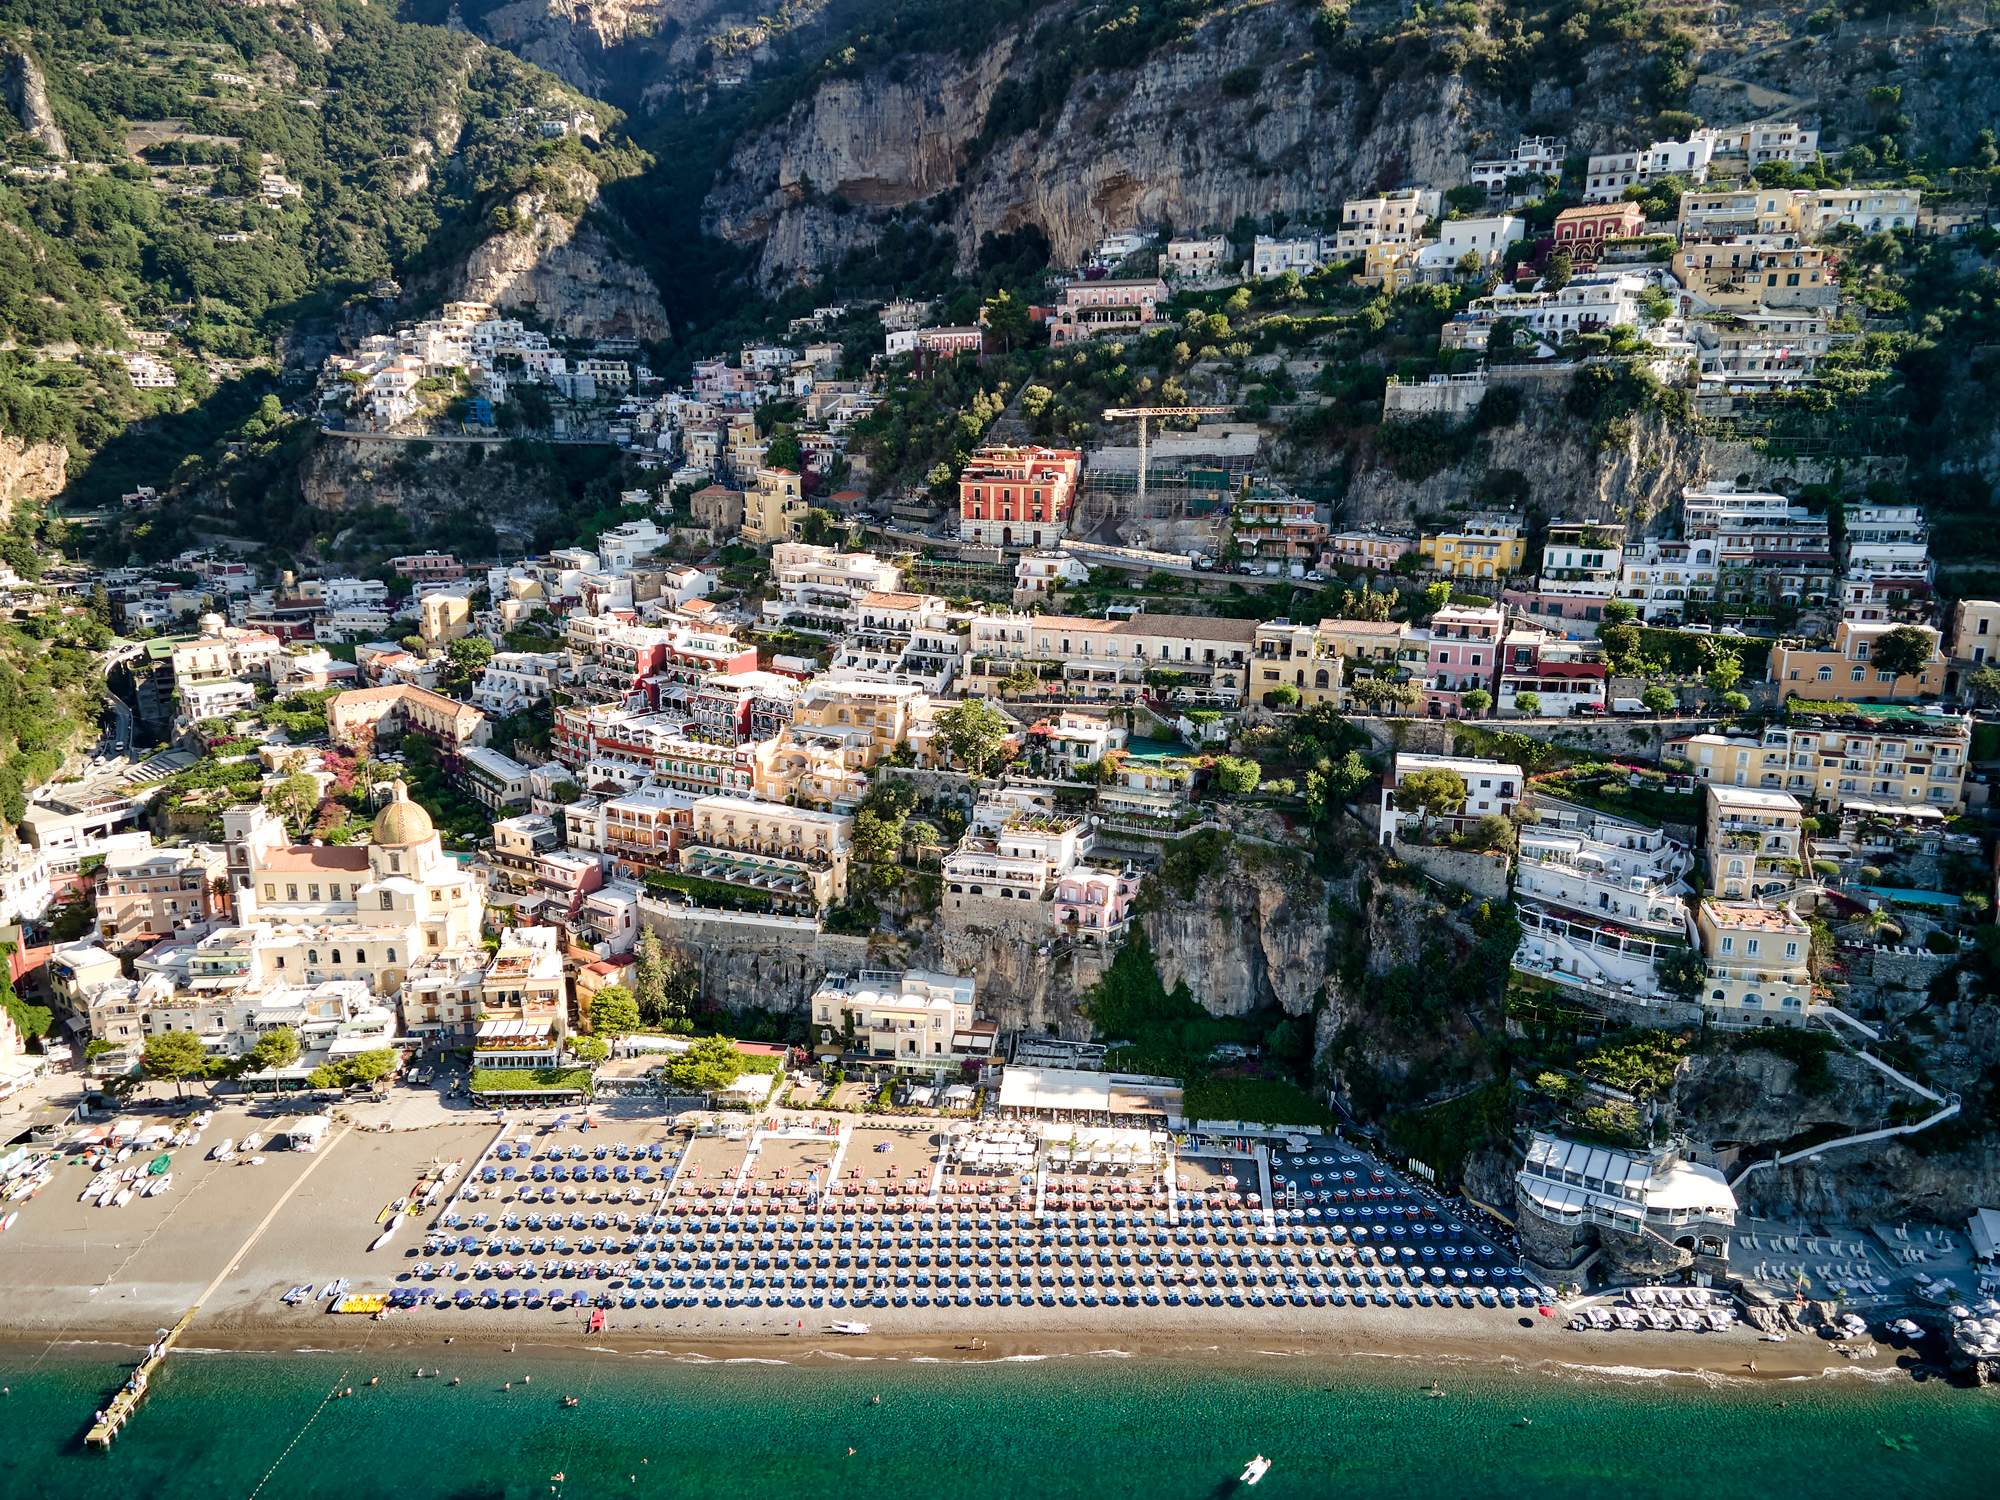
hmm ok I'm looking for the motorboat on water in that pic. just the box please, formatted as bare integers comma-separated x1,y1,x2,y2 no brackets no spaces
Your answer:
1240,1456,1272,1486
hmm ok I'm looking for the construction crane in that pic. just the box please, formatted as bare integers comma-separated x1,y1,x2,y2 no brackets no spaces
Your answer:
1101,405,1232,510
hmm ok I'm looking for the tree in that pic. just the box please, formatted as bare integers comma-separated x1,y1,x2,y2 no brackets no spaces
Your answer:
446,635,494,688
1721,691,1750,713
1422,580,1453,613
264,772,320,835
1210,755,1262,795
1514,691,1542,717
1266,684,1300,709
764,430,803,471
981,290,1031,352
590,984,641,1038
571,1035,610,1064
1542,252,1573,291
934,698,1012,776
1348,675,1422,714
1704,651,1744,697
142,1030,209,1097
1641,685,1677,716
633,929,693,1029
1870,625,1935,683
660,1035,747,1094
852,804,905,864
247,1026,300,1072
1600,599,1639,626
1964,665,2000,708
1393,767,1468,834
1459,688,1492,716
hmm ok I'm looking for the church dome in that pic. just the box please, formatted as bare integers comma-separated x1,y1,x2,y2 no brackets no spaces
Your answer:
371,782,435,847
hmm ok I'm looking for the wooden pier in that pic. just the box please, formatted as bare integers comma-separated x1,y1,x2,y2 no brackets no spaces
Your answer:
85,1307,196,1448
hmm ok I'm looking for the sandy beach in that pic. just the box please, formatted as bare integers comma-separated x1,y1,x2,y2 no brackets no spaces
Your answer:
0,1103,1882,1386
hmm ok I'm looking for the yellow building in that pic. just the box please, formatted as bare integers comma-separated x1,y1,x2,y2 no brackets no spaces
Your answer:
1251,620,1344,707
1768,620,1946,702
1946,599,2000,666
678,794,853,909
1696,900,1814,1025
1702,786,1806,901
418,591,473,649
1418,512,1527,581
740,467,809,546
1670,706,1971,814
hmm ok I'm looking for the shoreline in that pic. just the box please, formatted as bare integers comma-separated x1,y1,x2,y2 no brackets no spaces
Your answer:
1,1317,1907,1387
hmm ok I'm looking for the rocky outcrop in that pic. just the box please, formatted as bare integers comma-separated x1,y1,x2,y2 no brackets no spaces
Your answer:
467,0,744,97
1143,839,1331,1020
702,7,1668,288
453,162,671,340
0,436,68,517
1,43,69,161
300,432,567,544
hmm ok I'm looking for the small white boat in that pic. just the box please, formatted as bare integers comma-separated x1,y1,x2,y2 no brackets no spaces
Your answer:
827,1320,872,1335
112,1187,135,1208
321,1278,350,1301
0,1210,17,1234
370,1213,405,1252
1241,1456,1272,1486
145,1174,173,1197
211,1140,236,1162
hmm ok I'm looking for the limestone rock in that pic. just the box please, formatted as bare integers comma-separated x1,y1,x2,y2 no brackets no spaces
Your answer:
0,436,68,518
1,44,68,161
453,162,671,342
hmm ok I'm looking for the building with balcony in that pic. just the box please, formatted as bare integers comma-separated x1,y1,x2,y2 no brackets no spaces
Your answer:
1047,278,1168,346
1378,752,1521,845
458,745,533,814
1325,528,1418,572
1515,1133,1735,1278
1616,537,1717,621
967,611,1254,708
1418,513,1526,582
676,794,852,910
95,844,226,948
1696,899,1814,1024
1418,603,1506,717
1470,135,1566,198
1536,520,1625,604
1670,705,1970,814
1839,503,1933,623
810,968,996,1075
1230,485,1327,562
1497,629,1607,717
327,682,489,753
1702,786,1807,901
957,445,1084,549
1768,619,1946,702
1333,187,1443,253
740,467,808,546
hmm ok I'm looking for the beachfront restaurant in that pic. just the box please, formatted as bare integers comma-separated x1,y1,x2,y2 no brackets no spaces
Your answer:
995,1066,1185,1130
472,1017,563,1070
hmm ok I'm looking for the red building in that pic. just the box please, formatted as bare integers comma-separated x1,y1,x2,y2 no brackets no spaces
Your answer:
957,445,1084,549
1550,202,1646,264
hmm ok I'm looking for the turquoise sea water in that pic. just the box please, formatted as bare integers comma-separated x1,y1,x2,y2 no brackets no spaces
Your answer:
0,1345,1993,1500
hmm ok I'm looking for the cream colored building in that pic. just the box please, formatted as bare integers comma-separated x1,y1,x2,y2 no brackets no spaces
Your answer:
677,794,853,909
740,467,808,546
1702,786,1806,901
418,591,474,648
809,968,996,1074
1670,708,1971,814
1768,620,1946,702
1696,900,1814,1025
1947,599,2000,666
222,787,485,997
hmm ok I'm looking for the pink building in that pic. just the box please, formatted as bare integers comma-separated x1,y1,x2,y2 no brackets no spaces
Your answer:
1048,278,1169,346
1421,603,1506,718
1052,866,1142,942
1325,529,1417,572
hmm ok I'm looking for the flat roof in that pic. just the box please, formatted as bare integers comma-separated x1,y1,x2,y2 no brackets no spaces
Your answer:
996,1066,1182,1118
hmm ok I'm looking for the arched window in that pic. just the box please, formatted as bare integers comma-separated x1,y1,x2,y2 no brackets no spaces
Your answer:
308,949,320,965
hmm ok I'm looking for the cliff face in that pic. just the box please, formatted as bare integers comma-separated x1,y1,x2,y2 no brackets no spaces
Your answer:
1,43,69,161
299,433,566,543
452,162,672,341
0,437,68,518
702,7,1655,289
1143,839,1332,1020
466,0,757,97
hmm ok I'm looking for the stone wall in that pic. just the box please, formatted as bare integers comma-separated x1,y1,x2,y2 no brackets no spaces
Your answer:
1387,835,1512,901
637,897,867,1014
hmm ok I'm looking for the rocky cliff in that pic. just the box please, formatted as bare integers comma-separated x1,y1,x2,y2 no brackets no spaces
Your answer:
702,6,1680,288
1,42,69,161
452,161,672,341
462,0,774,99
300,432,569,545
0,436,68,518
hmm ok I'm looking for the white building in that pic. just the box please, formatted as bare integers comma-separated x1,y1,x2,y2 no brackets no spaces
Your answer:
1470,136,1566,197
1585,130,1719,201
1163,235,1230,279
809,968,997,1074
1377,753,1522,845
1415,214,1527,278
1616,537,1718,621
